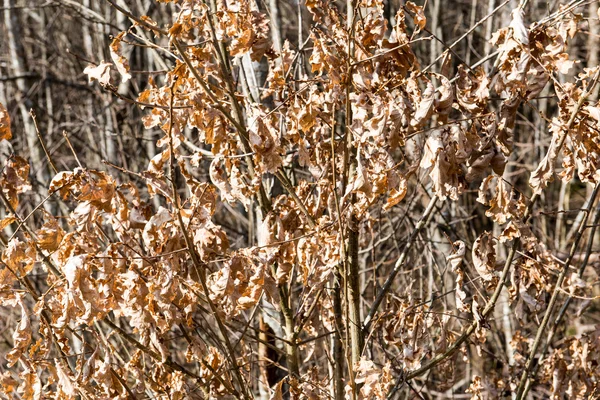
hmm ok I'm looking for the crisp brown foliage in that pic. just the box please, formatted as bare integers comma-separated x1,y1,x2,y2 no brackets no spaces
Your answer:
2,0,600,399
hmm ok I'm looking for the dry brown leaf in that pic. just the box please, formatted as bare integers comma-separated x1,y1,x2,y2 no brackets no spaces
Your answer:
36,217,65,252
383,177,407,211
448,241,469,312
472,231,497,283
406,1,426,30
110,32,132,83
83,62,111,85
1,156,32,209
529,119,561,194
5,295,31,366
354,358,393,399
0,102,12,141
56,362,76,397
17,361,41,400
269,380,284,400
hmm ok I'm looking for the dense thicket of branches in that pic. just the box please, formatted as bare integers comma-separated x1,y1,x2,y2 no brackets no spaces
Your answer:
1,0,600,399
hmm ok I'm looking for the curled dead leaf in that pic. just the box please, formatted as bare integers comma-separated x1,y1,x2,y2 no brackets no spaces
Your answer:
83,62,111,86
472,231,497,283
110,32,132,83
0,102,12,141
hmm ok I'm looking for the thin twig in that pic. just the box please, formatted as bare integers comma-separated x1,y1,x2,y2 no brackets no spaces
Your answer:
514,185,600,398
363,195,439,332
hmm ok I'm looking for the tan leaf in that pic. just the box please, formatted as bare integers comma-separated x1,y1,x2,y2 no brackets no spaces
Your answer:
529,122,560,195
194,222,229,261
420,131,443,170
17,360,41,400
406,1,426,30
1,156,32,209
0,215,16,230
1,238,35,277
0,102,11,141
83,62,111,85
472,231,497,282
269,380,284,400
349,150,372,196
383,177,407,211
354,357,393,399
448,241,469,312
56,362,76,397
484,178,514,225
36,217,65,252
110,32,131,83
411,82,435,129
49,171,75,199
447,240,466,270
555,54,574,74
209,156,251,208
509,8,529,45
5,295,31,366
466,375,484,399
